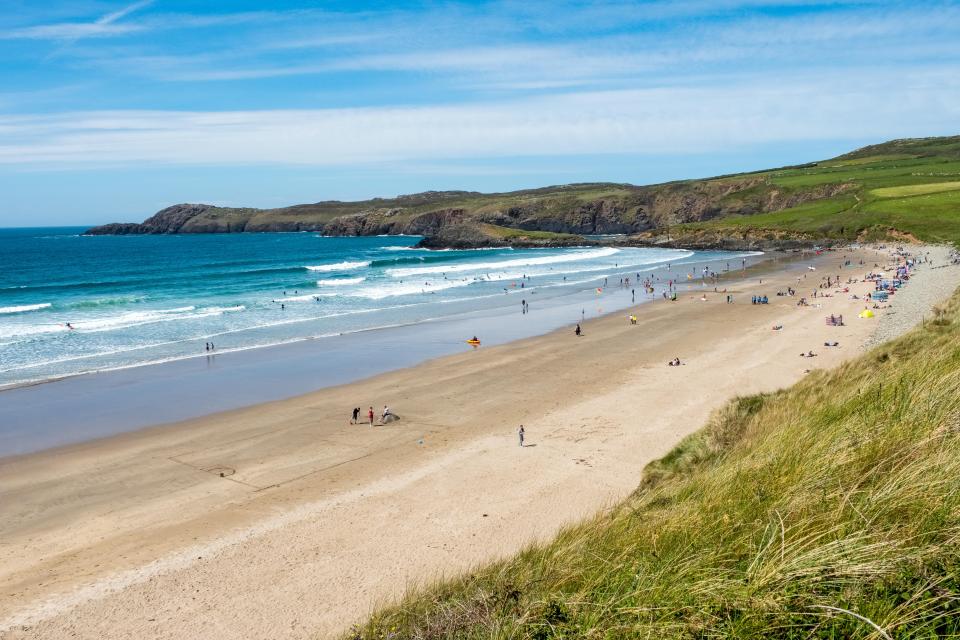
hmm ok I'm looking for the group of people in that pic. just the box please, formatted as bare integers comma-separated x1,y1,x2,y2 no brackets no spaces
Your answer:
204,341,216,352
350,405,393,426
667,357,682,366
751,295,769,305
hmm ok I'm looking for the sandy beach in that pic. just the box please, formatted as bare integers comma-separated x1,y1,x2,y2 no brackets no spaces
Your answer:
2,245,957,640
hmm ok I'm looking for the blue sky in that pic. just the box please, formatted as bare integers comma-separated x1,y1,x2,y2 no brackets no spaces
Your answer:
1,0,958,225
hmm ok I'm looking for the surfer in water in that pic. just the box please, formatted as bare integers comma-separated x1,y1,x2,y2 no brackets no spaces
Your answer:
65,322,74,330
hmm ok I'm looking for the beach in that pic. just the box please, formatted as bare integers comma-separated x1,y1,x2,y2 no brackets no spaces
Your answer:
2,245,957,640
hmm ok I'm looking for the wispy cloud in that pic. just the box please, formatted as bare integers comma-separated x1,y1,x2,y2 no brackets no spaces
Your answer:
1,0,154,41
2,68,957,168
53,0,958,97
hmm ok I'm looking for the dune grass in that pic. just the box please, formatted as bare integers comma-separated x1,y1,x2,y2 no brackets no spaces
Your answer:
349,289,960,639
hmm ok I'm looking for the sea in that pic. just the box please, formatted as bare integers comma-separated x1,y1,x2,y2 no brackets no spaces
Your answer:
0,227,759,390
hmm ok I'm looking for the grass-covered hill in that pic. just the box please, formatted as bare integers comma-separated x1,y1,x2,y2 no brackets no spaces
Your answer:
654,136,960,249
87,136,960,248
349,286,960,639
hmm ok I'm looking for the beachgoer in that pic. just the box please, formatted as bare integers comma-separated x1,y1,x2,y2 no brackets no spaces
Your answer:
368,406,374,426
575,323,581,336
518,425,525,447
382,405,391,420
352,407,360,424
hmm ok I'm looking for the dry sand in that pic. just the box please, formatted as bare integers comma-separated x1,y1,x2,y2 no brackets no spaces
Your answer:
1,246,957,639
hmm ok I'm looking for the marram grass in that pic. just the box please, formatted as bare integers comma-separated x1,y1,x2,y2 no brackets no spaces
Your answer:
348,289,960,639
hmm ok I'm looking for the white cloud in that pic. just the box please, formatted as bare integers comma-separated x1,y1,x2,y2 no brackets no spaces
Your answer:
0,0,153,42
2,70,957,168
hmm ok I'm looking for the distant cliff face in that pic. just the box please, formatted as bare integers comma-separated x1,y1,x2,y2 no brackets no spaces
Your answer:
86,204,226,234
83,177,853,247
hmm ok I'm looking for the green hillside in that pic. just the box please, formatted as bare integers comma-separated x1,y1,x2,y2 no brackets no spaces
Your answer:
350,292,960,638
661,136,960,246
87,136,960,250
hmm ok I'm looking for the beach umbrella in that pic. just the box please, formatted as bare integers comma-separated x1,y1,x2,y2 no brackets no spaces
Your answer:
859,310,875,318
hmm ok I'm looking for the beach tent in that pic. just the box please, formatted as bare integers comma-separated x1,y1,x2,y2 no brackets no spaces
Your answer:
858,310,875,318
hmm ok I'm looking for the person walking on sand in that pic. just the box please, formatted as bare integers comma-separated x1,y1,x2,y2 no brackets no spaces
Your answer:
351,407,360,424
575,323,581,336
368,406,374,426
518,425,525,447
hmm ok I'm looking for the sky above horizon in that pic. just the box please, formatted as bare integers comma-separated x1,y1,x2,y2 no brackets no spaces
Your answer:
1,0,958,226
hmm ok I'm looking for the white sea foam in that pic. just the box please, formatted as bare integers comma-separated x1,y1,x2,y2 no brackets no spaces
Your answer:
305,261,370,272
282,293,326,302
0,303,51,314
386,247,621,278
0,305,245,340
321,279,473,300
383,246,503,252
317,277,366,286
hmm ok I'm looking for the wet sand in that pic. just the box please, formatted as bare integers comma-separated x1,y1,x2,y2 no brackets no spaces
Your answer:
1,246,951,640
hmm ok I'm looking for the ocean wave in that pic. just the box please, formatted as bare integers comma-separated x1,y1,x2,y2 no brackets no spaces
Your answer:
317,277,366,286
281,293,326,302
0,303,51,314
68,296,145,309
0,305,245,340
386,247,620,278
320,279,474,300
305,261,371,272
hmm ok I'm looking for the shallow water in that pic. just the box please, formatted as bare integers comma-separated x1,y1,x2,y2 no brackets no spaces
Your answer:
0,228,762,456
0,229,756,387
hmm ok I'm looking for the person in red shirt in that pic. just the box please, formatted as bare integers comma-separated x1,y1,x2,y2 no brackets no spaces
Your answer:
368,406,374,426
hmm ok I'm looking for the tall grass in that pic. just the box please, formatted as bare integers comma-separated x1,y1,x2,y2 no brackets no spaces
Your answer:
349,289,960,639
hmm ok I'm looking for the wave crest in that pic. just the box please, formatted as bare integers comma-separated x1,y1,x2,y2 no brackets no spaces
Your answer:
0,303,51,314
305,261,370,272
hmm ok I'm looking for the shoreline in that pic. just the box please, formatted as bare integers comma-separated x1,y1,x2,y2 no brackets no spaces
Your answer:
0,249,768,459
2,245,956,640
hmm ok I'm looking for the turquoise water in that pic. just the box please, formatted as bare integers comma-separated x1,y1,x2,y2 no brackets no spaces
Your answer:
0,228,755,389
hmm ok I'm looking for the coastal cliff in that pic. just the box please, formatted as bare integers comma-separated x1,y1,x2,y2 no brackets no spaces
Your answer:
84,179,850,246
85,135,960,250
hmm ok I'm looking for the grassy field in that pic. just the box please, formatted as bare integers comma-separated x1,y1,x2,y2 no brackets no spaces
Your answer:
669,137,960,246
351,289,960,639
480,224,584,242
871,182,960,199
